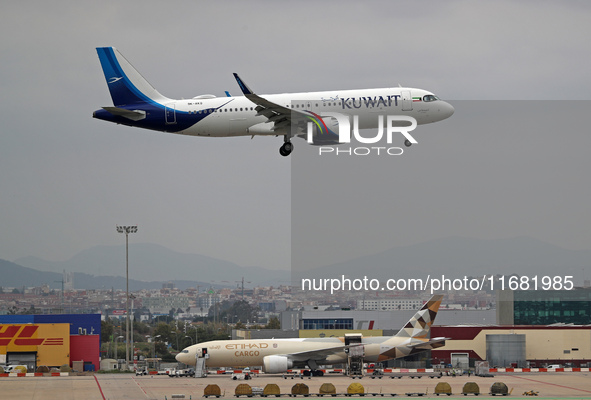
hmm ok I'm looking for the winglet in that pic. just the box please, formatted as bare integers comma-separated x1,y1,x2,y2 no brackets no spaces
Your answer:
233,73,254,95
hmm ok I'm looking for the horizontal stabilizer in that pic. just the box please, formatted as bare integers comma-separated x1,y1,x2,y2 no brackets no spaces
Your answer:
406,337,447,350
102,107,146,121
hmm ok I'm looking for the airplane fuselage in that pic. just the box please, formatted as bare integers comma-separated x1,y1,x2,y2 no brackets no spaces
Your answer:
175,295,445,373
94,88,453,138
93,47,454,155
176,335,409,368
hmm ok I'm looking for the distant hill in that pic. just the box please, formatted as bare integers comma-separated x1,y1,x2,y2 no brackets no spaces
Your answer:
0,259,62,288
10,237,589,291
296,236,591,282
0,258,222,291
14,243,289,287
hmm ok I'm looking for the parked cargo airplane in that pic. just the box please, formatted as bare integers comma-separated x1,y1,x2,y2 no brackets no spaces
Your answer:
175,295,445,375
93,47,454,156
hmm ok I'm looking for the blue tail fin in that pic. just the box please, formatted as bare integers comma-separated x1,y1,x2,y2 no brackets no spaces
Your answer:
96,47,170,107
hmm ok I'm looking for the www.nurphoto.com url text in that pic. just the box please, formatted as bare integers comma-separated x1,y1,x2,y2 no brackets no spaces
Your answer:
301,275,574,294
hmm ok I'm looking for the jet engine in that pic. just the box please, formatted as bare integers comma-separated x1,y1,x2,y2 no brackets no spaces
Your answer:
262,355,293,373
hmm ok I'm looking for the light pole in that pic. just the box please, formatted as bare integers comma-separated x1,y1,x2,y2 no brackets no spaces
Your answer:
116,225,137,371
173,331,179,352
184,335,193,345
115,335,124,368
146,335,161,359
130,294,136,370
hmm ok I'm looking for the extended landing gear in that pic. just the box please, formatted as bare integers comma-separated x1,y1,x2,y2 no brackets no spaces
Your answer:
404,139,412,147
302,370,324,377
303,360,323,377
280,141,293,157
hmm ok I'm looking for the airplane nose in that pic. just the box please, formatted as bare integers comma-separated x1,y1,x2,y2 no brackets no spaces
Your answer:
443,102,454,119
176,351,188,363
176,348,194,364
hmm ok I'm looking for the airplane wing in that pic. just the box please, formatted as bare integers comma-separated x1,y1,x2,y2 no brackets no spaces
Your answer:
279,343,365,364
233,73,339,144
286,345,347,362
233,73,300,133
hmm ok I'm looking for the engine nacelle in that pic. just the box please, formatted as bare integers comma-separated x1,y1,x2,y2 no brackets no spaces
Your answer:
263,355,293,373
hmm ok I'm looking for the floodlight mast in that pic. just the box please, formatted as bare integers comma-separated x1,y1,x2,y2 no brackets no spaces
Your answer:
116,225,137,371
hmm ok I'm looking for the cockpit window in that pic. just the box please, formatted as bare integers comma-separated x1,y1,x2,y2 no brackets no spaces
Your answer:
182,350,189,353
423,95,439,102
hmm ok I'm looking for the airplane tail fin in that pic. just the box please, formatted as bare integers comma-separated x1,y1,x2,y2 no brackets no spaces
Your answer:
395,295,443,339
96,47,170,106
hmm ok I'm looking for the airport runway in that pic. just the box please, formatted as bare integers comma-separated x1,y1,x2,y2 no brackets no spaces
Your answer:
1,372,591,399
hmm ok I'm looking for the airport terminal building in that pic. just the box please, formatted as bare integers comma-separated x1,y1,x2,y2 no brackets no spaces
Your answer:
0,314,100,371
280,308,497,331
497,288,591,325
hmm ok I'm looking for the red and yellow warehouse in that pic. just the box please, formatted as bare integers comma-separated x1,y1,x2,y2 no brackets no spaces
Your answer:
0,324,70,369
0,314,100,371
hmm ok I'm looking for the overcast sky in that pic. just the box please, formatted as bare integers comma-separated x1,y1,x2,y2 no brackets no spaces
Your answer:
1,1,590,272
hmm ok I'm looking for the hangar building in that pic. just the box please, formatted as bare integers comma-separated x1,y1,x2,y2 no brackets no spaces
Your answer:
431,324,591,368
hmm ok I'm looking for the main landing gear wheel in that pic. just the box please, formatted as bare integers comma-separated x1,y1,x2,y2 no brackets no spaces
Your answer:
303,370,324,377
280,141,293,157
404,139,412,147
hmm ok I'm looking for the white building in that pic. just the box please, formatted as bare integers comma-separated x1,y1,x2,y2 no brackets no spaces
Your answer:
356,298,422,311
142,295,191,314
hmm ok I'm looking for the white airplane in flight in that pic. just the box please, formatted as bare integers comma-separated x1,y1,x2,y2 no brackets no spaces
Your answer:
175,295,445,376
93,47,454,156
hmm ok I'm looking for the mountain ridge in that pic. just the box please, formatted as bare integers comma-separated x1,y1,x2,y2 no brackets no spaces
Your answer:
295,236,591,282
9,237,591,291
15,243,289,286
0,258,226,291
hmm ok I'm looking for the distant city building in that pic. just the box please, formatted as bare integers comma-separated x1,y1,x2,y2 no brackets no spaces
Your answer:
162,281,175,290
63,270,74,291
259,302,275,312
274,300,288,312
197,294,220,309
142,295,190,313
